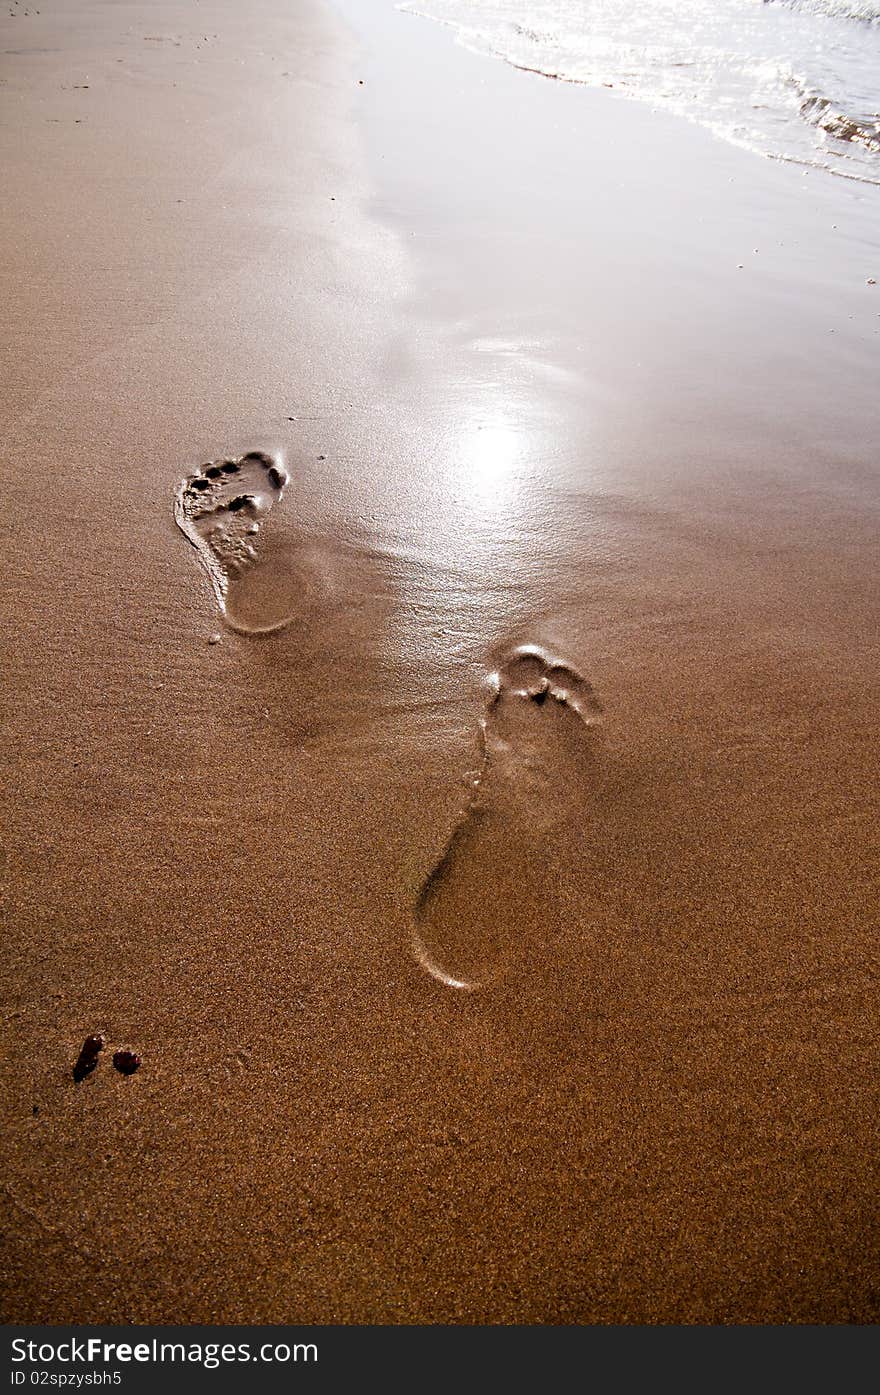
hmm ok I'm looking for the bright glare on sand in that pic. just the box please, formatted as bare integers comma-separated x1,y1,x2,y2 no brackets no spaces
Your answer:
459,421,521,505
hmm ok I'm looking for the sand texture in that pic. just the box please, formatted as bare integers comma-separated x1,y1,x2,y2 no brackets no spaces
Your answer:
1,0,879,1323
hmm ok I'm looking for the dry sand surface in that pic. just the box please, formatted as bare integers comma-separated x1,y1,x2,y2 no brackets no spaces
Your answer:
2,0,879,1323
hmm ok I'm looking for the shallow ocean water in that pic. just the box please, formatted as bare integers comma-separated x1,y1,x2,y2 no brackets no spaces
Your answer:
401,0,880,183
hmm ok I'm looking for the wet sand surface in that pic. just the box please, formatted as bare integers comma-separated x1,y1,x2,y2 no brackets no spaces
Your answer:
2,0,879,1323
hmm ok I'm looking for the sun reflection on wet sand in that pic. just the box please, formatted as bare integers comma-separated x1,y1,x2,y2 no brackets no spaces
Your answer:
458,420,522,507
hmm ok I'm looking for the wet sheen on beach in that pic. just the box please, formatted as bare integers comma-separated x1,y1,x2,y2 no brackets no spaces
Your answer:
2,0,878,1325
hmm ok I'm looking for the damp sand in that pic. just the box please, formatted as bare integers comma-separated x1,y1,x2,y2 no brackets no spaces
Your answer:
2,0,879,1323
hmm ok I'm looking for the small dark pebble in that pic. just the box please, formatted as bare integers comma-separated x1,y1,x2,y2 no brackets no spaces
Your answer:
113,1049,141,1076
205,465,223,479
73,1033,104,1082
32,1104,39,1115
317,454,326,460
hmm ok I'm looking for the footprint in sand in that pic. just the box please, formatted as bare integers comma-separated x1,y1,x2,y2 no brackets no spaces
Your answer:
174,450,294,634
413,645,603,991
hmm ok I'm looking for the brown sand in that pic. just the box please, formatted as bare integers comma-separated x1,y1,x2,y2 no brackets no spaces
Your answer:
2,0,879,1323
